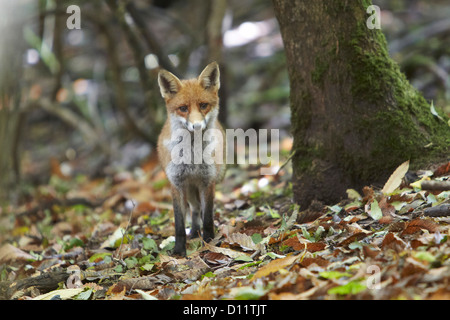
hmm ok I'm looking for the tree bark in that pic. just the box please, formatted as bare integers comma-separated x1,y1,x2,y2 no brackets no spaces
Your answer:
272,0,450,208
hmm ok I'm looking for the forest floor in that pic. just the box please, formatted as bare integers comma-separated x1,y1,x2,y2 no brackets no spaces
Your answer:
0,148,449,300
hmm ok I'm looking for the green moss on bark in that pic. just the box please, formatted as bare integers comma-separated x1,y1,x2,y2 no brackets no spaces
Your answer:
346,11,450,171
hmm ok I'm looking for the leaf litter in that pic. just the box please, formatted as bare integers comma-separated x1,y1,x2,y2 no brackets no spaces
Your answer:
0,156,450,300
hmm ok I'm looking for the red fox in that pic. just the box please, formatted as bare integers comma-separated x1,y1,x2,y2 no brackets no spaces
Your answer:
157,62,226,256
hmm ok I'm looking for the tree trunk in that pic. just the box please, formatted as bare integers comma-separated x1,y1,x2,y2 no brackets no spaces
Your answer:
272,0,450,208
0,2,28,203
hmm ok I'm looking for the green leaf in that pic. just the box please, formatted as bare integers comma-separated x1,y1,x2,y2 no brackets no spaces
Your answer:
231,285,267,300
234,255,253,262
319,271,352,279
140,263,154,271
413,251,435,263
75,288,93,300
152,179,169,190
266,205,280,219
328,281,366,295
89,252,112,263
328,205,342,213
430,101,445,122
125,256,138,268
368,199,382,220
64,238,84,250
265,252,286,260
301,227,315,242
142,237,158,251
346,189,362,201
201,271,217,280
251,233,263,244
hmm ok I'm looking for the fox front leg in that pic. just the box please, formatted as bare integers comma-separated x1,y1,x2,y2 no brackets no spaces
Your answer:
171,186,188,256
201,183,215,242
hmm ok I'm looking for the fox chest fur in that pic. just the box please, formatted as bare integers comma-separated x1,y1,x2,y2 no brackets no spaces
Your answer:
162,124,224,188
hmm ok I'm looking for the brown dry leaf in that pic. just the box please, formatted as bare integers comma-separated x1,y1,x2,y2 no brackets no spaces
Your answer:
428,288,450,300
203,252,232,265
401,257,427,278
203,242,250,259
362,245,381,259
170,255,211,281
106,283,127,300
253,254,300,280
402,219,440,235
362,186,374,203
0,244,35,264
433,161,450,177
135,201,156,214
281,238,326,252
226,232,265,253
299,256,329,268
382,160,410,194
381,232,406,251
337,232,370,248
378,196,396,217
182,292,215,300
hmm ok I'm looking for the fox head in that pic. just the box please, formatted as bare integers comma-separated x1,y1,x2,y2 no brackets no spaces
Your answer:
158,62,220,132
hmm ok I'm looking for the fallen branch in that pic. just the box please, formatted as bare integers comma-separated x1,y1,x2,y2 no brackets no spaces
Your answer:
16,197,105,219
423,203,450,217
0,268,69,299
420,180,450,191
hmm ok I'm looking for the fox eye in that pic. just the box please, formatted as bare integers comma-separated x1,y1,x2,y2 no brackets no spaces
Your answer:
178,105,188,112
200,103,208,110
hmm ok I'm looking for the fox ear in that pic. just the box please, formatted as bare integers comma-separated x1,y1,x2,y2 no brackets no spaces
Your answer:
198,62,220,91
158,69,182,99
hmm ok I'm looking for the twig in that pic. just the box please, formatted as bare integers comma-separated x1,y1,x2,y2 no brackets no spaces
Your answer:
96,8,156,144
389,18,450,54
125,2,178,75
115,199,135,262
276,150,296,176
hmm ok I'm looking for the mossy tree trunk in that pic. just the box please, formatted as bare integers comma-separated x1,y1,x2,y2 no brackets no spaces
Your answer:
272,0,450,208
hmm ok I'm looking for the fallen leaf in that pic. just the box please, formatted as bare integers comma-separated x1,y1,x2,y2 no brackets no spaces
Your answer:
381,232,406,252
32,288,84,300
367,199,383,220
226,232,265,253
253,254,299,280
203,242,250,259
203,252,232,265
378,197,396,217
337,232,370,248
382,160,410,194
282,237,326,252
327,281,366,295
229,284,267,300
401,219,440,235
433,161,450,177
136,289,158,300
0,244,35,263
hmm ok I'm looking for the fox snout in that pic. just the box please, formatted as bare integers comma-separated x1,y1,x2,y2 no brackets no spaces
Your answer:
186,110,206,131
188,120,206,131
